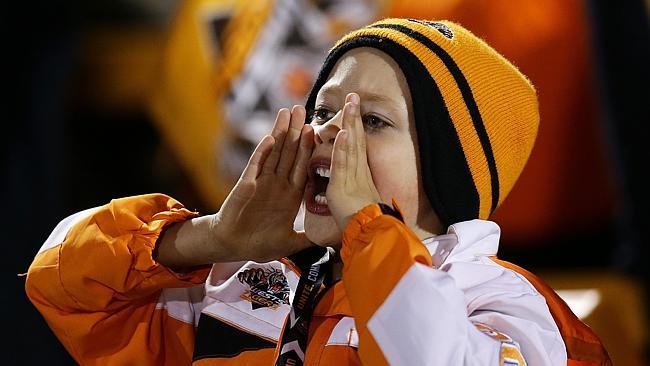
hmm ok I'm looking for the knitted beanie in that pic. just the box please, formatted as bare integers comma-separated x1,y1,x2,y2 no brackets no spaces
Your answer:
305,18,539,227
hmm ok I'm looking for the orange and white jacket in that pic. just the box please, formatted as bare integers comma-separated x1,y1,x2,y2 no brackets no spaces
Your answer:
26,194,609,365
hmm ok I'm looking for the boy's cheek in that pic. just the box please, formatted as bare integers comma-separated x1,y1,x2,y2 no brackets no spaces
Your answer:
376,179,419,220
368,155,420,222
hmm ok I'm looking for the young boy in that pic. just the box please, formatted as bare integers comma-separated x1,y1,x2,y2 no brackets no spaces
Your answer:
26,18,610,365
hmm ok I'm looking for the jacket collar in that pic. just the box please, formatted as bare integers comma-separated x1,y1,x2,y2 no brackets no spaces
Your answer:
421,219,500,268
312,219,501,317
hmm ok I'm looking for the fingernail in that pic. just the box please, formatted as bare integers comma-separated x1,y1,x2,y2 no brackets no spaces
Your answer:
350,93,360,105
348,102,357,115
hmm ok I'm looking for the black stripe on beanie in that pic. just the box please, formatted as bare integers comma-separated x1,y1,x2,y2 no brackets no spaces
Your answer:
372,22,500,213
305,35,479,227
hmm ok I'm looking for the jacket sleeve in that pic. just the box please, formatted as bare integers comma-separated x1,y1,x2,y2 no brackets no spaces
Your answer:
340,203,561,366
25,194,212,365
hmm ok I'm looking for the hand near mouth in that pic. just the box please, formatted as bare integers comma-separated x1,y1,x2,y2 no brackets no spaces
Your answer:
211,106,316,262
327,93,382,232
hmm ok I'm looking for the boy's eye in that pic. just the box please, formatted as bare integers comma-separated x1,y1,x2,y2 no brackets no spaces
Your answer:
362,114,390,131
310,107,391,132
310,108,335,124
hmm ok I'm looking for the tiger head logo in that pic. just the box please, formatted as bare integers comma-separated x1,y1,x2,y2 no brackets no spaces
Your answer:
237,267,290,310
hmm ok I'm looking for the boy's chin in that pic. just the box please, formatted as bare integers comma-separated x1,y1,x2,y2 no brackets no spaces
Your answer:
304,214,342,249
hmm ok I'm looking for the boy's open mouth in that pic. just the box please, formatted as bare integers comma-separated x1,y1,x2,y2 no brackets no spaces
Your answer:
305,158,331,215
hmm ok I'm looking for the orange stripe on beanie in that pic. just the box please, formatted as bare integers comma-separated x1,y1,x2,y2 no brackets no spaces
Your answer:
306,18,539,227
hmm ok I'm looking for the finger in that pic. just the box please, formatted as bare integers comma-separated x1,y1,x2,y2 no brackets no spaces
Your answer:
342,101,358,179
290,124,314,187
262,108,291,174
276,105,306,177
345,93,369,182
329,129,348,189
350,95,369,179
241,135,275,181
346,93,375,192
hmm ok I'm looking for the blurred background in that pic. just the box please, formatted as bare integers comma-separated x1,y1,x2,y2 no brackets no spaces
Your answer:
4,0,648,364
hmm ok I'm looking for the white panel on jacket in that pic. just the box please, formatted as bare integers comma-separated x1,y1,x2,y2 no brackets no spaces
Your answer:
326,317,359,348
200,260,300,341
38,206,99,255
156,285,206,325
366,219,566,365
367,263,501,365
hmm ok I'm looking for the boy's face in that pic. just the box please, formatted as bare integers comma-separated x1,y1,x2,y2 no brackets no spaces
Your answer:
303,47,441,246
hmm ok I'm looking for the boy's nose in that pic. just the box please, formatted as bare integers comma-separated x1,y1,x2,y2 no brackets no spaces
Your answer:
313,110,344,145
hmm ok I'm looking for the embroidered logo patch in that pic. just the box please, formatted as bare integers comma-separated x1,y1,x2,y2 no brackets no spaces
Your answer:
407,19,454,39
473,322,527,366
237,267,290,310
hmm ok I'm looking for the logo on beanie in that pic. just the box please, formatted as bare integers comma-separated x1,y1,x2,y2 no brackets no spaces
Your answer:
407,19,454,39
237,267,290,310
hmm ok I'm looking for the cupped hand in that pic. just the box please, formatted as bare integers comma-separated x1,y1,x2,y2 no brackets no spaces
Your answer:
212,106,315,262
326,93,382,232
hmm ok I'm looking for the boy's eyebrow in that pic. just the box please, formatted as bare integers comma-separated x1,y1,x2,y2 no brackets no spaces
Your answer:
363,92,401,106
318,85,401,107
